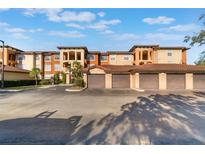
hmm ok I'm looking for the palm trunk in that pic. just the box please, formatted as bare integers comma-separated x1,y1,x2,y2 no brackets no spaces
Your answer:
35,75,38,86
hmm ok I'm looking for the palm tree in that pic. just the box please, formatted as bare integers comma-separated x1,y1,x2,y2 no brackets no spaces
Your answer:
29,68,40,86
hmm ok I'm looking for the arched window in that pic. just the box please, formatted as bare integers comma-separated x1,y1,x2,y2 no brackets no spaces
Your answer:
142,50,148,60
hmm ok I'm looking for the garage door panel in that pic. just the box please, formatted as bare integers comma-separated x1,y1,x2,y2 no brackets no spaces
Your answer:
88,74,105,88
167,74,185,90
139,73,159,89
112,74,130,88
193,74,205,89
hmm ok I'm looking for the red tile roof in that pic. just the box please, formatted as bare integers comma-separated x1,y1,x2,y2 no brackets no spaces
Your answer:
130,64,205,73
2,65,30,73
83,64,205,74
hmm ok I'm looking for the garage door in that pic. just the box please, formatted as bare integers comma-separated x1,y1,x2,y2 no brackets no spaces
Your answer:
139,73,159,89
88,74,105,88
112,74,130,88
167,73,185,90
193,73,205,89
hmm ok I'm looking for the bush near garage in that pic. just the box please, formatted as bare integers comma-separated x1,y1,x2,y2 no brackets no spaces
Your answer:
39,79,51,85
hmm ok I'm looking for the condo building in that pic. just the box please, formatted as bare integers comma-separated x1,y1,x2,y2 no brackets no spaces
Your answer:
1,44,205,90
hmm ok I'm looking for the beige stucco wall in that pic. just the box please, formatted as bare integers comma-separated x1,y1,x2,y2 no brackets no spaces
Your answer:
159,73,167,90
185,73,193,90
130,73,135,89
17,54,35,70
4,72,33,80
105,73,112,88
89,68,105,74
109,54,133,65
157,49,182,64
135,73,140,89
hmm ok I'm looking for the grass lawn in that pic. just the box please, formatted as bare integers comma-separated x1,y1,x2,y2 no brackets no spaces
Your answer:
5,85,43,90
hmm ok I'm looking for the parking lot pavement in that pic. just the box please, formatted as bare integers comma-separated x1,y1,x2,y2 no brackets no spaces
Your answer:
0,86,205,144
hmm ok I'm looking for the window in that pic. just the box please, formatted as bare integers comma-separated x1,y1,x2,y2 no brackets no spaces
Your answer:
142,51,148,60
100,55,108,61
54,64,61,71
87,54,95,61
69,51,75,60
45,65,51,71
35,55,40,60
110,55,116,61
17,56,24,61
77,52,81,60
123,55,131,60
63,52,68,60
44,55,51,61
168,50,172,56
55,54,60,60
36,65,41,69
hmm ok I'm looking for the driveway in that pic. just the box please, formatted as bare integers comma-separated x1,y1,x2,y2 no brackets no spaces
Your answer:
0,86,205,144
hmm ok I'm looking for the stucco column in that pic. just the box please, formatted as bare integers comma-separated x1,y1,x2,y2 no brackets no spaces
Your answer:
185,73,193,90
135,73,140,89
159,73,167,90
105,73,112,88
130,73,136,89
75,52,77,60
67,52,69,60
139,51,142,60
83,73,87,88
66,73,71,84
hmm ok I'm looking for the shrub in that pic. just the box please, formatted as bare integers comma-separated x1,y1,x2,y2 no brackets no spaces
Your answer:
61,72,66,84
74,77,84,87
54,73,60,84
1,80,36,88
39,79,50,85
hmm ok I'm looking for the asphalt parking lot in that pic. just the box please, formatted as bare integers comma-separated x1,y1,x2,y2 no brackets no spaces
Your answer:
0,86,205,144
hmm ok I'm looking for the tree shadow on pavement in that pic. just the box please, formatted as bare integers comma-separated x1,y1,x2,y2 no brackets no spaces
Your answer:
68,94,205,145
1,93,205,145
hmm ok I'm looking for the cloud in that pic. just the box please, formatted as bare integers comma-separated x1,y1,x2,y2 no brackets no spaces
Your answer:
100,30,114,35
10,33,30,40
113,33,139,41
23,9,96,23
144,33,184,41
87,19,121,30
98,12,105,17
66,23,85,29
0,8,10,12
143,16,175,25
48,31,85,38
5,27,43,33
0,21,9,27
159,23,200,32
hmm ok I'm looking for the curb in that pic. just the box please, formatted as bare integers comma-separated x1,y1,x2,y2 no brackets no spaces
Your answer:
65,87,87,92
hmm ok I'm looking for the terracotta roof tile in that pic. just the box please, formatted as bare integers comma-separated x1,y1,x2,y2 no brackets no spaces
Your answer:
1,65,30,73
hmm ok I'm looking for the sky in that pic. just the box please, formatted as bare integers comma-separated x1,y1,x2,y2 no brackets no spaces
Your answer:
0,8,205,64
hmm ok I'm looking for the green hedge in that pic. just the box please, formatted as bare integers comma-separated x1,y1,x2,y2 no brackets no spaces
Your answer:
0,80,37,87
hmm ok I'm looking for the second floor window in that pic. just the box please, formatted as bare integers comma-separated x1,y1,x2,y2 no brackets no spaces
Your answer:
87,54,95,61
54,64,61,71
45,65,51,71
44,56,51,61
110,55,116,61
100,55,108,61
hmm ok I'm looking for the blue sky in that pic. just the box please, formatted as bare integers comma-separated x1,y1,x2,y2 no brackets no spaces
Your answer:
0,8,205,64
